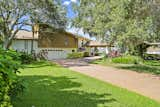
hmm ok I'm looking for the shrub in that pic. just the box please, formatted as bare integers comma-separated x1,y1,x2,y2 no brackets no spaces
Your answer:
83,52,90,57
6,49,21,61
20,52,35,64
0,49,24,107
95,52,99,56
111,55,142,64
3,50,35,64
67,52,84,59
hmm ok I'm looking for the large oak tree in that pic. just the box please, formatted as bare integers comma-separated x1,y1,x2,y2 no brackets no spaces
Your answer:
0,0,67,49
72,0,160,55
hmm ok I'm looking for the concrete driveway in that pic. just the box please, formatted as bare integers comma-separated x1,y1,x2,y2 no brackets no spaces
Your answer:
54,57,160,102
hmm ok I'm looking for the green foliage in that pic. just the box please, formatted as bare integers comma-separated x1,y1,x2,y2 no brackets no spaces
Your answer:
67,52,84,59
20,52,35,64
144,60,160,66
93,56,160,75
72,0,160,55
83,52,90,57
111,55,142,64
118,60,160,75
28,0,67,29
0,49,24,107
0,0,67,49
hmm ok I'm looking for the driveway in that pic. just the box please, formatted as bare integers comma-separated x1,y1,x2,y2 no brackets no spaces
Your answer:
54,57,160,102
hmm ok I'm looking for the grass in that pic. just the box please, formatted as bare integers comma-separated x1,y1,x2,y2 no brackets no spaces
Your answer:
92,58,160,75
13,61,160,107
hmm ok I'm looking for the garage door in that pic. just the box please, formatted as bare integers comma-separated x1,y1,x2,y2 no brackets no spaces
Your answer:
39,48,74,60
47,49,67,60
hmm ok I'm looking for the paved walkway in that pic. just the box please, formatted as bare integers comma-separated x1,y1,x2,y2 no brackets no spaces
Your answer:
55,58,160,102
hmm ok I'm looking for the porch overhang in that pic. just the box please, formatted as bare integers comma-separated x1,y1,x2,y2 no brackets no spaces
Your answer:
86,41,113,47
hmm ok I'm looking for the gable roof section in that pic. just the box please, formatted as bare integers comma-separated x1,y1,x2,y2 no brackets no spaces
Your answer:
14,30,38,40
38,23,91,41
65,31,91,41
14,29,91,41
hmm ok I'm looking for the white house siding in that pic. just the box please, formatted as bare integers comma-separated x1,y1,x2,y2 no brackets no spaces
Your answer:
39,48,77,60
11,40,38,54
146,47,160,55
98,47,109,54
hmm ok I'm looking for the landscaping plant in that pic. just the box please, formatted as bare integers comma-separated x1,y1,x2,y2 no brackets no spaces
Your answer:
20,52,35,64
111,55,142,64
67,52,84,59
0,49,24,107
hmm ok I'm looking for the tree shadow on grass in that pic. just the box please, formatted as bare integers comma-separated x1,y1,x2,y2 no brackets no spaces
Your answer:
117,65,160,75
23,61,59,69
13,76,116,107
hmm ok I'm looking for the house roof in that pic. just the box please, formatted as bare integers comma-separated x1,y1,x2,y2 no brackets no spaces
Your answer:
14,30,91,41
86,41,109,47
146,47,160,55
14,30,38,40
65,31,91,41
144,41,160,45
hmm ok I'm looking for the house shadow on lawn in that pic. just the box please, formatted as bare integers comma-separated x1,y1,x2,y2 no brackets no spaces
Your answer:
13,75,116,107
23,61,60,69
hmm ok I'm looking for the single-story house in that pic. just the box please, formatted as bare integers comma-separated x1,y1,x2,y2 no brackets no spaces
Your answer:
11,24,109,60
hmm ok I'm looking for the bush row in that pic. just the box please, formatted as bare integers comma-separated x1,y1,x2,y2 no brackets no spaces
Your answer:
0,49,25,107
111,55,142,64
67,52,90,59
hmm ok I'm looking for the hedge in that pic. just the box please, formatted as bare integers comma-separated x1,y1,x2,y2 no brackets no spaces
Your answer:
67,52,84,59
111,55,142,64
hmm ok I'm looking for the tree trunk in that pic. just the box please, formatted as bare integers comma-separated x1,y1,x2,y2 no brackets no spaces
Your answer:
31,26,34,54
3,39,10,50
3,33,15,50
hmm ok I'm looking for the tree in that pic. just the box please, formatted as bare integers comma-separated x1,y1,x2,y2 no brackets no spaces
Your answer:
28,0,67,29
0,0,30,49
0,0,67,49
72,0,160,56
72,0,110,39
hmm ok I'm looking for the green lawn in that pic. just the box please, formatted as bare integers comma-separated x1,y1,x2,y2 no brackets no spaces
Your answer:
13,61,160,107
92,58,160,75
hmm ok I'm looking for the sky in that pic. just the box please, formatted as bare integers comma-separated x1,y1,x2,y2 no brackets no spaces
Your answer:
62,0,94,40
62,0,77,18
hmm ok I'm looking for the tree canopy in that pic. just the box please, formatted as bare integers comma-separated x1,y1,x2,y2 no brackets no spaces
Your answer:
0,0,67,49
72,0,160,54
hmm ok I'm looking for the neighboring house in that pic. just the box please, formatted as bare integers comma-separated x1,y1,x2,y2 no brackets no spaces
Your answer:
86,41,109,55
145,42,160,55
